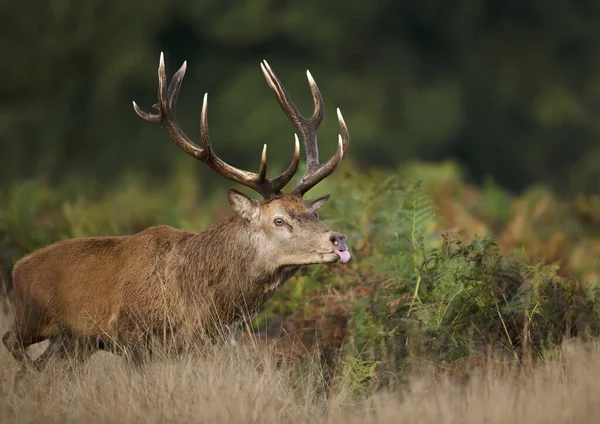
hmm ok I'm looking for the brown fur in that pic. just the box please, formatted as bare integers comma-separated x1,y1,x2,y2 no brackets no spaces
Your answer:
2,192,348,369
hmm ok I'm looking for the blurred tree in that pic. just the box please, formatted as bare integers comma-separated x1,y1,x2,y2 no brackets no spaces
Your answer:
1,0,599,194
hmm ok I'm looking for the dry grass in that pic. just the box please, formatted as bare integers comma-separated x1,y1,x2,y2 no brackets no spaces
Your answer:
2,310,600,424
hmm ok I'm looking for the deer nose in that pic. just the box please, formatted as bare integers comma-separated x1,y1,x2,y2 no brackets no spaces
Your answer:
329,233,348,249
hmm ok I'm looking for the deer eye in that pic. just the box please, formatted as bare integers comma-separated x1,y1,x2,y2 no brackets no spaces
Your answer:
274,218,284,226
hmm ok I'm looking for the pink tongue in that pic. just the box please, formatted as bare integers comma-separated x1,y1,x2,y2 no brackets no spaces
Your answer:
335,249,351,263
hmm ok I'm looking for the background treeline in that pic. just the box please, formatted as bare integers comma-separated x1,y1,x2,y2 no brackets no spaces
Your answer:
2,0,600,194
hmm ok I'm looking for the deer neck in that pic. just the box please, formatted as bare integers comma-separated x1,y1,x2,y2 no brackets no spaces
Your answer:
178,216,300,297
173,217,300,326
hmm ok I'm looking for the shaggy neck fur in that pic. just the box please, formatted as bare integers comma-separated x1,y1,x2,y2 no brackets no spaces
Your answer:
175,216,300,327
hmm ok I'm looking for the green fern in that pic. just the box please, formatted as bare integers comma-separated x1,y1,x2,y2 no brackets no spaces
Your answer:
378,180,438,284
337,355,378,399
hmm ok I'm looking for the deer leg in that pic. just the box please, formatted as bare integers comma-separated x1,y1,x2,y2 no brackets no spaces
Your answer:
58,334,98,365
32,335,63,371
34,332,98,372
130,332,153,367
119,331,152,367
2,329,40,369
3,328,48,383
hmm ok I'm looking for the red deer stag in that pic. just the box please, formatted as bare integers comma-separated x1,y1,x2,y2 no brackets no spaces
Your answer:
2,54,350,370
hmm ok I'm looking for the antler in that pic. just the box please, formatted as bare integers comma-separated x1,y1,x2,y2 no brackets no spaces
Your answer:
260,60,349,197
133,53,300,200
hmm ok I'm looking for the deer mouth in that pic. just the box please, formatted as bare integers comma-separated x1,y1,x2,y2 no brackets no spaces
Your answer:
334,249,351,263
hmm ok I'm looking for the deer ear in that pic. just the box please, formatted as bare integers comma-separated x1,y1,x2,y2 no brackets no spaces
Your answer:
304,194,330,213
228,189,260,221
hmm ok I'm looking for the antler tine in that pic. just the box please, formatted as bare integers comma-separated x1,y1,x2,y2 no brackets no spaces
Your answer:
134,53,203,159
258,144,268,182
199,93,299,195
261,61,324,169
272,134,301,188
133,53,301,200
260,60,349,197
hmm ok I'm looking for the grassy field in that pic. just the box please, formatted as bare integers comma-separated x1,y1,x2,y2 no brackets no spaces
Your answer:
1,310,600,423
1,162,599,422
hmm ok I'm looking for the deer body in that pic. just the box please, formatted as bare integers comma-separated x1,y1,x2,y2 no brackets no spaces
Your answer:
3,56,350,369
10,222,294,353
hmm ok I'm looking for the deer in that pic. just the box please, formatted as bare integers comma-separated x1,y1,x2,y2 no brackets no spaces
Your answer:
2,54,350,371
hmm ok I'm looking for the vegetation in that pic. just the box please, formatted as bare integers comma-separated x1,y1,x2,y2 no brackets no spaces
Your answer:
2,162,599,374
1,161,599,420
1,332,600,423
2,1,600,194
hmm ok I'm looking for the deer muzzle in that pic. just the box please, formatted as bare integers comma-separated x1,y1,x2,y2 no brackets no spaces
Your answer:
330,233,350,263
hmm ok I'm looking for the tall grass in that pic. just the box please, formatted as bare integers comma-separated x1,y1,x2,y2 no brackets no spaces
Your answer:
2,310,600,423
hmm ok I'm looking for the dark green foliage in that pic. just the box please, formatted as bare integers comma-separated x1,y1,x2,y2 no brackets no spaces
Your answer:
2,1,600,194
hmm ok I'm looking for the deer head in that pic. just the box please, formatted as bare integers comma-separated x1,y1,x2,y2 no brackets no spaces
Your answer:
133,54,350,265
